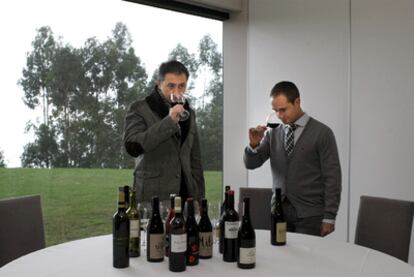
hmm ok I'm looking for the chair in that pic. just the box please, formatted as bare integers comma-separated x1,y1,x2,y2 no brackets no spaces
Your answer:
354,195,414,262
0,195,46,267
238,187,273,230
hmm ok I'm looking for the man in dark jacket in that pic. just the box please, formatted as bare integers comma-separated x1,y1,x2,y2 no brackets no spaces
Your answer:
123,60,205,204
244,81,341,236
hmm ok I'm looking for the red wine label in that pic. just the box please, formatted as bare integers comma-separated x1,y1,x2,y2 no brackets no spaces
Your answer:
199,232,213,257
130,219,140,238
224,221,239,239
239,247,256,264
171,234,187,253
276,222,287,243
187,236,199,264
149,234,164,259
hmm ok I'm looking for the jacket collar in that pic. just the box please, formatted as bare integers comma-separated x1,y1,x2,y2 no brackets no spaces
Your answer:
145,85,190,119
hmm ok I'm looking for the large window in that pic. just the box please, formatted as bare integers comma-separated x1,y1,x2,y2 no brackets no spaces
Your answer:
0,0,222,246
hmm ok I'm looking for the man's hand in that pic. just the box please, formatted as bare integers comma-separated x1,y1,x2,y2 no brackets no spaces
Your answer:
248,125,267,148
320,223,335,237
169,104,184,123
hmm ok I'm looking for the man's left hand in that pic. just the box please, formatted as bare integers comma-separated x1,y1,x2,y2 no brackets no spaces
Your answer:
320,223,335,237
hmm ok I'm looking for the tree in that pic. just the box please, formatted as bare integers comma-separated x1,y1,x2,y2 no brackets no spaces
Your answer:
196,35,223,171
19,26,57,126
21,124,58,168
20,23,148,169
0,149,6,168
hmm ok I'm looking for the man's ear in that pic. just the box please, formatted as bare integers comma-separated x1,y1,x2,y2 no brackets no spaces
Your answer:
156,80,160,86
295,97,301,106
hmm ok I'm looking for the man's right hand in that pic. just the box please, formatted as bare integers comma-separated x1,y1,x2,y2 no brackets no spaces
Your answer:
169,105,184,123
248,125,267,148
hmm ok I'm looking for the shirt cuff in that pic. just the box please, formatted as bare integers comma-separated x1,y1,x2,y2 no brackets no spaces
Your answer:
247,144,258,153
322,218,335,225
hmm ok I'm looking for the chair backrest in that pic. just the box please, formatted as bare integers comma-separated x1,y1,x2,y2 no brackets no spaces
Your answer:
354,195,414,262
0,195,46,267
238,187,273,230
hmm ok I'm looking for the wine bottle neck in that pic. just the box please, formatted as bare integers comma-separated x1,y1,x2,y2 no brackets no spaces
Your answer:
226,193,234,210
243,198,250,217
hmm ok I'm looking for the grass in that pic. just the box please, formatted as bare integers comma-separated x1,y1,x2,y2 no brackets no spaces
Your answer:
0,168,222,246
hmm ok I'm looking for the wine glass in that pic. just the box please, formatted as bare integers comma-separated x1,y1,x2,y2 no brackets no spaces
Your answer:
138,202,150,250
266,110,280,128
208,200,221,244
170,93,190,121
159,200,170,225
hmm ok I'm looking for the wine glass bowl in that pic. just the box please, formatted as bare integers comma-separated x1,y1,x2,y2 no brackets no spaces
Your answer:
266,111,280,128
170,93,190,121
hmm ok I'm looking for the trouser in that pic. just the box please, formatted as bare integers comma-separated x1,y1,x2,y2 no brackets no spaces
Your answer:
282,198,323,236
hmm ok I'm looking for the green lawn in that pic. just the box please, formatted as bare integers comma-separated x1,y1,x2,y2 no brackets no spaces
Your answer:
0,168,222,246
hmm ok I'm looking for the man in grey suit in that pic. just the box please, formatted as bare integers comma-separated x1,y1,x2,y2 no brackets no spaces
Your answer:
123,60,205,204
244,81,341,236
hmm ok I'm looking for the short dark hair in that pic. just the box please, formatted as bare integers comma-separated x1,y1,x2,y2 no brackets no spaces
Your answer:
270,81,300,103
158,60,189,82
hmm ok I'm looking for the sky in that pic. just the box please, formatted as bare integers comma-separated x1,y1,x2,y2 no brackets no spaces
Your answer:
0,0,222,167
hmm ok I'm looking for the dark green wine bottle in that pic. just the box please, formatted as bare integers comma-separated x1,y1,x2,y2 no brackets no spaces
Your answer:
237,197,256,269
271,188,286,246
127,189,140,257
113,187,130,268
198,198,213,259
147,196,164,262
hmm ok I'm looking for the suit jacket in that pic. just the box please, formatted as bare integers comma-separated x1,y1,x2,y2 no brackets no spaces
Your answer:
244,117,341,220
123,87,205,203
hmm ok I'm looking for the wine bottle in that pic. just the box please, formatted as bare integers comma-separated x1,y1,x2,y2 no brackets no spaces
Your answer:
219,185,231,254
147,196,164,262
270,188,286,246
186,198,199,265
198,198,213,259
113,187,130,268
165,193,176,257
237,197,256,269
126,189,140,257
223,190,239,262
123,185,130,210
169,196,187,272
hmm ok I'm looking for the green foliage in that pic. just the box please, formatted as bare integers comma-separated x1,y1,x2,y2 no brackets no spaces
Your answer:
0,168,221,246
0,149,5,168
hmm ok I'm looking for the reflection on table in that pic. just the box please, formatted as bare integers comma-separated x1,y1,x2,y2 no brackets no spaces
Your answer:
1,230,413,277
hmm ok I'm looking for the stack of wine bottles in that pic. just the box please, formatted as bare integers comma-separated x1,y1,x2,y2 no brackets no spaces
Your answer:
112,186,214,271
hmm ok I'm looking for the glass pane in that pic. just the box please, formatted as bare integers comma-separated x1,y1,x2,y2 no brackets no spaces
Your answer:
0,0,222,246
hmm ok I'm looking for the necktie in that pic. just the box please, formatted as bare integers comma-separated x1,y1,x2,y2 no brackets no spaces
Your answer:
285,124,297,156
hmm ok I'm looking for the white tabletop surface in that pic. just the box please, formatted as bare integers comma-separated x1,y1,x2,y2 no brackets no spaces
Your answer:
1,230,413,276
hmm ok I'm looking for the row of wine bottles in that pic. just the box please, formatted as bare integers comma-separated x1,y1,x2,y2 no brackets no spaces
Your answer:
112,187,214,271
113,185,287,271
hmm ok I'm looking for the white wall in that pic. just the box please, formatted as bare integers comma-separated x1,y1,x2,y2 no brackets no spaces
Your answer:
350,0,414,264
246,0,350,241
223,0,414,261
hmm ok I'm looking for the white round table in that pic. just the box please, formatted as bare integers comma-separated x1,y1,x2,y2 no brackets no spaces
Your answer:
1,230,413,276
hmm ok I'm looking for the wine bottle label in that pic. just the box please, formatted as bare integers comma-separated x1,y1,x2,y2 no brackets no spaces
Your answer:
224,221,240,239
149,234,164,259
239,247,256,264
171,234,187,253
276,222,287,243
214,225,220,239
130,219,140,238
199,232,213,257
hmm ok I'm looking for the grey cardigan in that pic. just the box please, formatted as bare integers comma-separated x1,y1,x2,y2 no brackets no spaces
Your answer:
244,117,341,220
123,89,205,203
